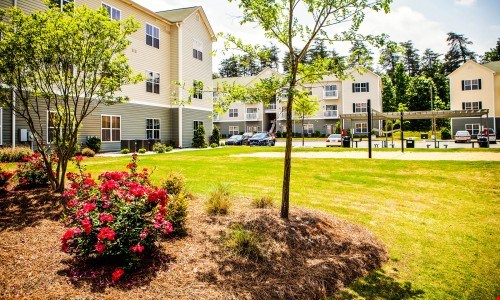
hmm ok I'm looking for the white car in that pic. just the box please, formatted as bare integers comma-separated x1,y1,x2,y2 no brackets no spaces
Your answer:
454,130,471,143
326,134,342,147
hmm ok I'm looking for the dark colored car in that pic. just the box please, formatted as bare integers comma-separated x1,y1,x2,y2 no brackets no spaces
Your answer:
248,132,276,146
225,135,245,145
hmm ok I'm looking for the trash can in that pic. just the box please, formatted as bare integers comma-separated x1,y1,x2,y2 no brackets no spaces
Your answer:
406,139,415,148
342,136,351,148
477,137,488,148
421,133,428,139
382,140,388,148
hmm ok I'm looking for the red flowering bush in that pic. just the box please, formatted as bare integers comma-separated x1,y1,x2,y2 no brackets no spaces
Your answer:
16,152,57,187
0,166,14,188
61,154,172,281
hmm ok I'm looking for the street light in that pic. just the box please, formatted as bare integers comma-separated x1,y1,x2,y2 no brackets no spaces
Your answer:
429,81,436,148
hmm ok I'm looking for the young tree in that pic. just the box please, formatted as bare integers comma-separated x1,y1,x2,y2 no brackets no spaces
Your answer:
443,32,477,74
210,125,221,145
292,92,319,146
222,0,392,219
381,74,396,112
481,38,500,63
393,62,410,108
0,4,142,192
192,124,207,148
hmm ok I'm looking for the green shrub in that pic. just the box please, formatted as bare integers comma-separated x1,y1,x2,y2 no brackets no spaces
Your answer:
153,142,167,153
192,125,207,148
251,193,274,209
0,166,14,188
210,125,220,145
85,136,101,153
165,146,173,152
120,148,130,154
206,183,232,215
225,224,262,261
0,146,34,162
314,130,321,137
161,171,186,196
138,148,147,154
16,152,54,187
441,127,451,140
210,143,218,148
81,147,95,157
165,192,190,235
220,141,225,146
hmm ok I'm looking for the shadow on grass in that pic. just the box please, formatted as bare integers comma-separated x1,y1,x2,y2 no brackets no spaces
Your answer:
0,187,62,232
57,247,174,293
333,269,425,299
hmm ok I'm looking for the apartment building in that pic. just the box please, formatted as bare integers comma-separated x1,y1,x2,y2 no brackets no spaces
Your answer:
448,60,499,135
213,68,382,137
0,0,215,149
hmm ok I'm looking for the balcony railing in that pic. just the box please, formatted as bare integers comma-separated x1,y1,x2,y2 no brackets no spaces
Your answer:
246,113,259,120
323,90,338,99
323,110,338,118
266,103,276,110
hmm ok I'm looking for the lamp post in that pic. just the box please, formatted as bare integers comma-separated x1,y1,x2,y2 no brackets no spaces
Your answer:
430,83,436,148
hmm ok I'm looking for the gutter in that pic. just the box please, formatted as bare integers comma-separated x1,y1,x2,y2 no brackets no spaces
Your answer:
176,22,183,148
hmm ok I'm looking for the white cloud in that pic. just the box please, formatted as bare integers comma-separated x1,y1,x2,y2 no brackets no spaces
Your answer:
454,0,476,6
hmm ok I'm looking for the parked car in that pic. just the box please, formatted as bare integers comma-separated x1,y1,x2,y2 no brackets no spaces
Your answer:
477,128,496,144
326,134,342,147
225,135,245,145
248,132,276,146
454,130,471,143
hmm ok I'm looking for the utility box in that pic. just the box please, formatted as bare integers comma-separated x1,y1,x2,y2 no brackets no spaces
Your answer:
19,129,31,142
406,139,415,148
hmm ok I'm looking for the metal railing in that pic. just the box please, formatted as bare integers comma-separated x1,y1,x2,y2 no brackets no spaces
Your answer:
323,110,338,118
266,103,276,110
246,113,259,120
323,90,338,99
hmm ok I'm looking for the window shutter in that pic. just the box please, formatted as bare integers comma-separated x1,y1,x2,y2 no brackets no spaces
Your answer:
478,79,482,89
462,102,465,110
352,83,355,93
461,80,465,91
366,82,369,92
353,103,355,112
479,101,482,109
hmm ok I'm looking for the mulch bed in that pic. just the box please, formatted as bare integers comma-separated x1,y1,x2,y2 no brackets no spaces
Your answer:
0,187,387,299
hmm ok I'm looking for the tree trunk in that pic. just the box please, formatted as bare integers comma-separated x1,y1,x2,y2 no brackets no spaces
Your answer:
281,75,296,219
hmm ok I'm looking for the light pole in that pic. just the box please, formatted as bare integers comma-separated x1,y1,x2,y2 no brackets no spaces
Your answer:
430,82,436,148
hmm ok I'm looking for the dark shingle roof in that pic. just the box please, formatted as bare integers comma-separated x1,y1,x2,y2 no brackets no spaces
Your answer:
155,6,200,22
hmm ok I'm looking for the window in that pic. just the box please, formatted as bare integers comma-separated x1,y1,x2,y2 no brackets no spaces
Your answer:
146,24,160,49
0,107,2,145
353,102,367,113
303,124,314,134
193,80,203,99
280,88,289,101
462,79,481,91
193,121,204,134
47,111,58,143
229,126,239,136
102,3,121,21
146,118,160,139
462,101,482,110
355,122,368,133
101,115,121,142
352,82,369,93
229,108,238,118
324,85,338,98
465,124,480,135
246,108,258,120
193,39,203,61
146,71,160,94
247,126,260,132
50,0,74,8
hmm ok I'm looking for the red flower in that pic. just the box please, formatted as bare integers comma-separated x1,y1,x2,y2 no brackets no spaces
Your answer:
99,213,114,223
84,178,96,186
97,227,115,241
100,180,120,193
81,218,92,234
82,202,96,212
139,228,150,239
164,222,173,235
62,229,75,241
129,243,145,253
148,189,166,203
94,242,106,253
111,268,125,282
75,155,83,162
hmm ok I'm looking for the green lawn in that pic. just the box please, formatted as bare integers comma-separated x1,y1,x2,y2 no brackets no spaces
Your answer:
9,147,500,298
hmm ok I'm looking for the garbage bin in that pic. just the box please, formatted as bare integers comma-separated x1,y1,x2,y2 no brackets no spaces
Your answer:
477,137,488,148
342,136,351,148
421,133,428,139
382,140,388,148
406,139,415,148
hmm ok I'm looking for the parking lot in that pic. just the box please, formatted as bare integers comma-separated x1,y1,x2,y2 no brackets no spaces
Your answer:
274,139,500,149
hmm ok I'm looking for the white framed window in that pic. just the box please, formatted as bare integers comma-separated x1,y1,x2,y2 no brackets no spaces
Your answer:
146,71,160,94
465,124,480,135
193,39,203,61
0,107,2,145
246,126,260,132
102,3,121,21
353,82,369,93
462,79,481,91
303,124,314,134
324,85,338,98
462,101,482,110
229,126,239,136
146,24,160,49
229,108,238,118
193,80,203,99
146,118,160,140
193,120,204,134
355,122,368,133
246,108,258,120
354,102,367,113
101,115,121,142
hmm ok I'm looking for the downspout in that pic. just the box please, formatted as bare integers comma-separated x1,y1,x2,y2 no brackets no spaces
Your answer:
176,22,183,148
12,0,17,148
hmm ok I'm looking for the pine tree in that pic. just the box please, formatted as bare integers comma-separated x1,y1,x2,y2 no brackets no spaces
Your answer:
481,38,500,63
381,74,396,112
192,124,207,148
219,55,241,77
378,41,401,80
400,40,420,76
421,49,441,76
349,41,374,70
443,32,476,74
210,125,221,145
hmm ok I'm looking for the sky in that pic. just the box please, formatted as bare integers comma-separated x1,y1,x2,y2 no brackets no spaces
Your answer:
132,0,500,72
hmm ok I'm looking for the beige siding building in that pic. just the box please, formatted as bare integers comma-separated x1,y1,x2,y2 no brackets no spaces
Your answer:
0,0,215,149
448,60,499,136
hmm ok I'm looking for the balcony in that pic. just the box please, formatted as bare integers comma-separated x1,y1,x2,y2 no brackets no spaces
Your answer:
323,110,338,118
212,114,220,122
265,103,276,113
246,113,259,120
323,90,338,99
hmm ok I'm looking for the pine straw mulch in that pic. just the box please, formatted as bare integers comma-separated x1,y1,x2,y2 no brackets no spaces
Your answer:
0,187,388,300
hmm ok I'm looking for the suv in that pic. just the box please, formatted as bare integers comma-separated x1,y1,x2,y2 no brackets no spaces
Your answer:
477,128,496,144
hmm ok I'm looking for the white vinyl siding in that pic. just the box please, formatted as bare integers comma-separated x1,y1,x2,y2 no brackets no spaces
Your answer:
146,118,160,139
102,3,121,21
101,115,121,142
